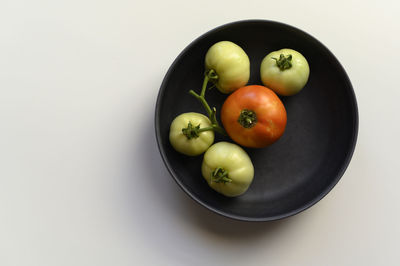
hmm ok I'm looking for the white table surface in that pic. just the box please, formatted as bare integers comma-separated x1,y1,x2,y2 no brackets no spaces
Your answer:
1,1,400,265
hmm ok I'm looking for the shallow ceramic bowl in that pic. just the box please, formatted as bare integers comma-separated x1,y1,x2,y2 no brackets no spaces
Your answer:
155,20,358,221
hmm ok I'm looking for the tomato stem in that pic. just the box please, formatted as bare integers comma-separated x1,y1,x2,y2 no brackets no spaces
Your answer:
200,69,218,97
188,70,226,136
182,122,215,139
189,90,212,115
211,167,232,183
197,125,215,133
181,122,199,139
272,54,292,70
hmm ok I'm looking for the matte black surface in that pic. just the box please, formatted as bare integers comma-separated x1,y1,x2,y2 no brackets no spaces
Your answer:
154,20,358,221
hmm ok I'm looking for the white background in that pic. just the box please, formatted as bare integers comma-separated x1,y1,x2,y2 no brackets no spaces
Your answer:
1,0,399,265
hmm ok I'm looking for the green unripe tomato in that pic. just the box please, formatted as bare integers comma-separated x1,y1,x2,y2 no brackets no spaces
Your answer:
169,112,215,156
201,142,254,197
260,48,310,96
205,41,250,94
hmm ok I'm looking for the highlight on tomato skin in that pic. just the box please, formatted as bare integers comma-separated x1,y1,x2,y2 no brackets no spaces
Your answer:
220,85,287,148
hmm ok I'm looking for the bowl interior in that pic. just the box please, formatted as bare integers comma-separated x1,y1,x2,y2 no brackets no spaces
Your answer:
155,20,358,221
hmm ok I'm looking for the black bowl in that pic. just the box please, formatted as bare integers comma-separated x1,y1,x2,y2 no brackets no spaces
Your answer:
155,20,358,221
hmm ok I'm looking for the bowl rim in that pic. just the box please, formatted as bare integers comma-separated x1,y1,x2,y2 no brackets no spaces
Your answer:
154,19,359,222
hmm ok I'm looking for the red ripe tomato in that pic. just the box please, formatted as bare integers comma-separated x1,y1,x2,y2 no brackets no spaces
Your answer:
221,85,287,148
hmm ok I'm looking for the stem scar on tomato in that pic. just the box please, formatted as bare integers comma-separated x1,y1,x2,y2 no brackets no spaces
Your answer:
238,109,257,128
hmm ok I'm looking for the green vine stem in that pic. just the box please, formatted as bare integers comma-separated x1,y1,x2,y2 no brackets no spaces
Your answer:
188,70,227,136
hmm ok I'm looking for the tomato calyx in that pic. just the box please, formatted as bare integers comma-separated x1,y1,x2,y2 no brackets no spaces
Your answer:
272,54,293,70
182,122,201,139
182,121,214,140
238,109,257,128
211,167,232,183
